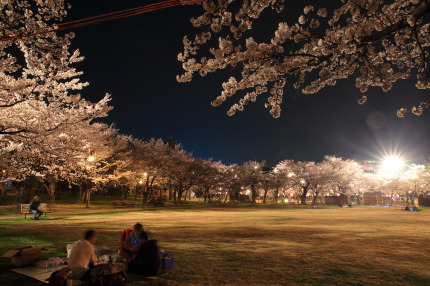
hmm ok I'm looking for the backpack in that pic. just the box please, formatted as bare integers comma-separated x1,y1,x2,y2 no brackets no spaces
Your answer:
127,240,161,277
119,228,133,250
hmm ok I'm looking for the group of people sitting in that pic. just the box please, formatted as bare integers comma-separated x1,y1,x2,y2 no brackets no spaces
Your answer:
404,205,420,211
68,223,161,282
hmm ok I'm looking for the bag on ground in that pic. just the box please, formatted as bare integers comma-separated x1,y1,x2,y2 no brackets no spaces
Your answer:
127,240,161,277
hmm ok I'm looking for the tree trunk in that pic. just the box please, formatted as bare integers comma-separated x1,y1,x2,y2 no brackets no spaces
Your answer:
204,187,211,202
251,185,257,205
223,191,229,205
0,183,6,205
79,183,86,203
121,186,127,200
300,186,309,205
177,190,185,203
23,176,38,203
173,189,177,203
274,187,279,205
43,180,56,205
312,193,319,205
355,194,360,205
263,188,269,204
85,189,91,208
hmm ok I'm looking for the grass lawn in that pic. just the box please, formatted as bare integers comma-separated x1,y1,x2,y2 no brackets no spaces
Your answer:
1,206,430,285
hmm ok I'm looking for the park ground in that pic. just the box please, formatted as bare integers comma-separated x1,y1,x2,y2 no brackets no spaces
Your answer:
1,199,430,285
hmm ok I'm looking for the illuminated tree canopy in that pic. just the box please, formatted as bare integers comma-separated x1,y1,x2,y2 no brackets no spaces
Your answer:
178,0,430,118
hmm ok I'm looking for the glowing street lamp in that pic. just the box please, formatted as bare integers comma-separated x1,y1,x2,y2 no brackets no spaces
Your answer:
379,156,404,177
87,155,95,162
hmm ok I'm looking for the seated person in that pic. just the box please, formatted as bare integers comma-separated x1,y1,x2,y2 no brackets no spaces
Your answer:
119,223,149,259
68,230,98,281
405,206,411,211
29,196,43,220
127,239,161,277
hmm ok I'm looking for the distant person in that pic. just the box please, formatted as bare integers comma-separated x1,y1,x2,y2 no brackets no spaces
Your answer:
405,206,410,211
120,223,149,259
68,230,98,281
127,239,161,277
29,196,43,220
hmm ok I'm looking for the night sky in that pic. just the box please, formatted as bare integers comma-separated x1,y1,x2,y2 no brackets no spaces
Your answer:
67,0,430,165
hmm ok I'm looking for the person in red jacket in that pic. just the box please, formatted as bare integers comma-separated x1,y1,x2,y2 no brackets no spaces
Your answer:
119,223,149,259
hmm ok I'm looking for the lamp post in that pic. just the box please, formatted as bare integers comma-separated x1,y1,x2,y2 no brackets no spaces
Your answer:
86,155,95,208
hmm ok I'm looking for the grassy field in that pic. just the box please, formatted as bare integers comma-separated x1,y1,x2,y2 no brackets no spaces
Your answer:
1,205,430,286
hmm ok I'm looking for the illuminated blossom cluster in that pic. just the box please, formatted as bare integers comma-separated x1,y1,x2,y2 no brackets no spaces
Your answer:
178,0,430,117
0,1,112,203
0,0,111,147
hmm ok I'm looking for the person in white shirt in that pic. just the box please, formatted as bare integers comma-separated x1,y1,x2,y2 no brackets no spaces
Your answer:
68,230,97,280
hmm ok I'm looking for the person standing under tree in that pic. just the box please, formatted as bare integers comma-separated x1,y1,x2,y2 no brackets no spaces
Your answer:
29,196,43,220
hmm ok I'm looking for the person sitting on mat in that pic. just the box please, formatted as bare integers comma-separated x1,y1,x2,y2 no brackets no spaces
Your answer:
125,223,149,252
68,230,98,281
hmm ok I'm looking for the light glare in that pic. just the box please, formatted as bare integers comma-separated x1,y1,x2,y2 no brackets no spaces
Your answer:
379,156,404,177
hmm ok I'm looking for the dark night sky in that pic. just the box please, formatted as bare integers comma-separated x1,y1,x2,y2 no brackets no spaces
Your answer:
67,0,430,166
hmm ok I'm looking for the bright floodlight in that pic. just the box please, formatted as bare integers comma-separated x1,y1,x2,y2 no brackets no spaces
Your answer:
87,156,95,162
380,156,404,177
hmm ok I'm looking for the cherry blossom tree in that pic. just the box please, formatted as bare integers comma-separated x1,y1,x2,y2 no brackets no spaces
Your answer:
217,163,242,203
0,1,111,143
277,160,314,204
0,1,113,204
272,162,296,204
165,149,202,203
323,156,365,202
239,161,265,204
129,138,188,202
179,0,430,118
194,159,226,202
394,164,430,203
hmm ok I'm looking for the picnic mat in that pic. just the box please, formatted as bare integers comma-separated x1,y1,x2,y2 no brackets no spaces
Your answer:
11,265,66,284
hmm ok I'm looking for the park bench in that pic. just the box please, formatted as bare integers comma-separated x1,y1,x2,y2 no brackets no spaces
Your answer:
112,200,135,207
21,203,52,219
112,200,123,207
122,200,135,207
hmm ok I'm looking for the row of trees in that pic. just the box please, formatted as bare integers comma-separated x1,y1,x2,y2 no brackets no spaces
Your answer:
1,1,430,206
